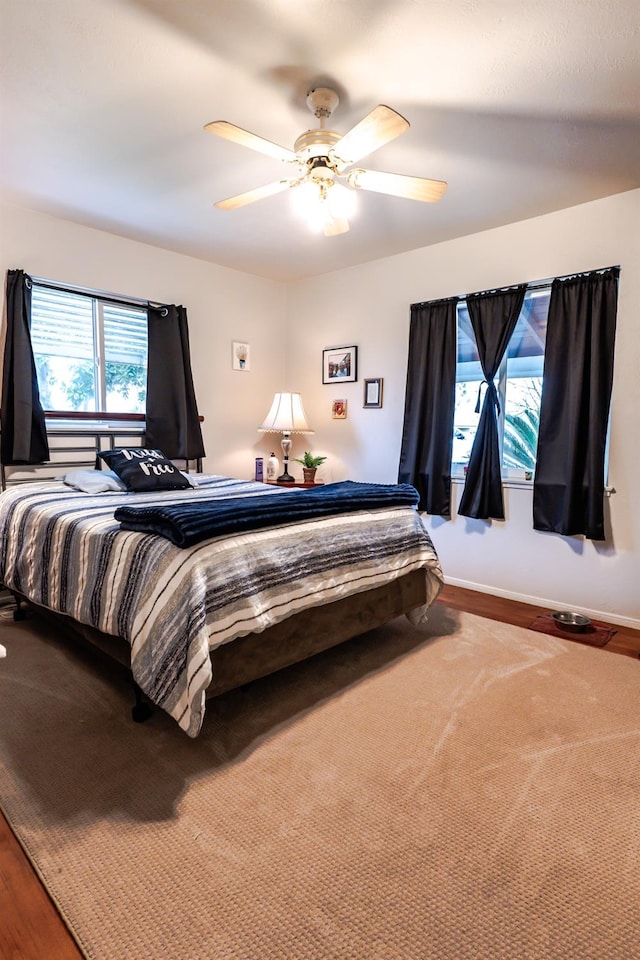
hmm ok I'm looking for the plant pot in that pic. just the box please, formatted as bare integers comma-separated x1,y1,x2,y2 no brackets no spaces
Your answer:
302,467,317,484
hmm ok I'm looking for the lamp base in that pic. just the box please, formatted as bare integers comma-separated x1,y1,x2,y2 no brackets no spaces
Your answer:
278,434,295,482
277,466,295,483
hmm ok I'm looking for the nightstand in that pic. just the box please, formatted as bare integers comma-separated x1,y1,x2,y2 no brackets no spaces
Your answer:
264,480,325,488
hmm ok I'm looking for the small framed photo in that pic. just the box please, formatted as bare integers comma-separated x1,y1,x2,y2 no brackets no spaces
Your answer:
232,341,250,371
363,378,383,408
332,399,347,419
322,345,357,384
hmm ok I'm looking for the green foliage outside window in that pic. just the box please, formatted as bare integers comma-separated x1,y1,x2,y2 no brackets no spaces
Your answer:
105,362,146,407
35,356,146,412
502,380,542,471
503,407,539,470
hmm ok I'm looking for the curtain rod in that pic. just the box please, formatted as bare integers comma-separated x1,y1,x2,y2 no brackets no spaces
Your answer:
412,265,620,308
27,274,166,310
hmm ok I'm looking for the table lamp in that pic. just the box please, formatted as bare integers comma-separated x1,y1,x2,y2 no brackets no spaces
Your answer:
258,392,314,482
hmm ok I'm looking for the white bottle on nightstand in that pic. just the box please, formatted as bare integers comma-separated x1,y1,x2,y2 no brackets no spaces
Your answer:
266,453,280,480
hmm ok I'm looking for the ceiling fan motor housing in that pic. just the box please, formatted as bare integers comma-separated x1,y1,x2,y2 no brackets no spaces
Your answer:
293,128,341,162
306,87,340,119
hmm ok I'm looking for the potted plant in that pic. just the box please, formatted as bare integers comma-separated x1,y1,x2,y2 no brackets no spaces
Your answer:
292,451,327,484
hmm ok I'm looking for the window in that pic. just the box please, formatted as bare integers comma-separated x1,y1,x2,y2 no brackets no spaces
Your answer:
31,284,148,415
452,287,550,477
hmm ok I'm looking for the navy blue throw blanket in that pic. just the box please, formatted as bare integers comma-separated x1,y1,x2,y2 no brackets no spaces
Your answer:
114,481,420,548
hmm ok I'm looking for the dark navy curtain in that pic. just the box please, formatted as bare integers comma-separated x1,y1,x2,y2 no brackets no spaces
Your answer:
458,286,526,520
1,269,50,466
145,303,205,461
533,268,619,540
398,298,457,516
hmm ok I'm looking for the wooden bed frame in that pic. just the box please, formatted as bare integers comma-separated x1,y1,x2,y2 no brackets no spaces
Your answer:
1,423,432,724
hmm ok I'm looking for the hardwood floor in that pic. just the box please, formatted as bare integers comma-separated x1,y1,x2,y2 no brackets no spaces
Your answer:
437,584,640,659
0,821,84,960
1,585,638,960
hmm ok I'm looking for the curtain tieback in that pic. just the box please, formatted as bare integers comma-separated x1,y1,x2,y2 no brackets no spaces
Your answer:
475,379,500,415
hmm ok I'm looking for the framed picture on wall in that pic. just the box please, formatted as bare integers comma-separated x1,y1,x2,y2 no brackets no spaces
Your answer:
332,399,347,419
232,341,250,371
363,378,383,408
322,345,357,384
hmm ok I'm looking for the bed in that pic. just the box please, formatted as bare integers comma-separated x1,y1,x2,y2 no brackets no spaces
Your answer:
0,461,443,737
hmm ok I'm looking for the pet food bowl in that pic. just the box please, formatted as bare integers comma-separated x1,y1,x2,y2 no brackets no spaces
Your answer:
551,611,591,633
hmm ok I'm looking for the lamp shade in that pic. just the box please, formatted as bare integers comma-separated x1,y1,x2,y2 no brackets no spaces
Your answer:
259,392,313,434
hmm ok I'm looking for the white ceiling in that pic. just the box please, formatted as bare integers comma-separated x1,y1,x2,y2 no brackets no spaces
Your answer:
1,0,639,282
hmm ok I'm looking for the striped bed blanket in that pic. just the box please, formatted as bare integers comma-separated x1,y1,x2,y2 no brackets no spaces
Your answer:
0,475,444,736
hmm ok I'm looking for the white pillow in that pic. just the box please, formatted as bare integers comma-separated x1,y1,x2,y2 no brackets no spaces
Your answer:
180,470,199,488
62,468,198,493
61,469,127,494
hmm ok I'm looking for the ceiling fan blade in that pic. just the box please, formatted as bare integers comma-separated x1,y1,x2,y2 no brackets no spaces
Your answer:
347,169,447,203
215,180,295,211
204,120,298,163
332,105,409,168
323,214,350,237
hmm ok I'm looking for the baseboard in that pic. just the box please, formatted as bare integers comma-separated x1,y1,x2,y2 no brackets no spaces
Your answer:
444,577,640,631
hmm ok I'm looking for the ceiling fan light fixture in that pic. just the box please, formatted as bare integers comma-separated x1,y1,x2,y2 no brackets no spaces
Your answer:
322,211,350,237
291,179,323,221
310,195,335,236
327,182,357,221
291,179,353,236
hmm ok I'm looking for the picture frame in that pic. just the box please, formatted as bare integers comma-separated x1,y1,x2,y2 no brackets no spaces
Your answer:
332,399,347,419
232,341,250,371
363,377,383,408
322,345,357,384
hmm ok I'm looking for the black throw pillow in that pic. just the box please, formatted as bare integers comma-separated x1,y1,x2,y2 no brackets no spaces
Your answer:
98,448,191,492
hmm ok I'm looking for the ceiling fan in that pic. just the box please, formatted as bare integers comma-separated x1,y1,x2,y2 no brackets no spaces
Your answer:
204,87,447,237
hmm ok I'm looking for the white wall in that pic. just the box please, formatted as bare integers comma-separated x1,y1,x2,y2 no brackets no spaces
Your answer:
0,200,287,480
286,190,640,627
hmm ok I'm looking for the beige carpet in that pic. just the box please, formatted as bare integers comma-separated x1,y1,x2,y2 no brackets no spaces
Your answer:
1,604,639,960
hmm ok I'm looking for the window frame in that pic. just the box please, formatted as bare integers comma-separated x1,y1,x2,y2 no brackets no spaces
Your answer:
30,280,149,422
